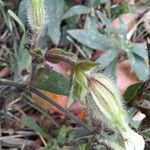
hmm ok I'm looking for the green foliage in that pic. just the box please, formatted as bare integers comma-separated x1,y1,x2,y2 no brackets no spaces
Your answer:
63,5,90,19
123,82,143,101
18,0,149,81
68,29,114,50
21,115,71,150
127,51,149,80
31,67,70,95
8,10,25,32
45,0,64,45
47,48,77,61
2,7,32,80
75,60,98,72
41,125,70,150
111,3,130,19
142,129,150,138
21,115,49,139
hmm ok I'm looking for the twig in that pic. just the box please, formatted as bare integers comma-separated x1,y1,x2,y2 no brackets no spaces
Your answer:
8,97,22,107
7,112,20,122
0,134,34,140
30,88,91,131
39,135,47,147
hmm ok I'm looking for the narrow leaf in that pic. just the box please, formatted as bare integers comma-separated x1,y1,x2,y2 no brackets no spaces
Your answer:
68,29,113,50
142,129,150,138
97,50,117,68
75,60,98,72
31,68,70,96
84,15,97,29
18,0,26,24
130,43,148,59
21,115,49,139
63,5,90,19
123,82,143,101
127,52,149,81
48,48,77,59
96,10,110,25
8,9,25,32
45,0,64,45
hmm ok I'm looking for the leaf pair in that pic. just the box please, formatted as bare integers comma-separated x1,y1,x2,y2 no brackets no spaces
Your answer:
33,49,98,107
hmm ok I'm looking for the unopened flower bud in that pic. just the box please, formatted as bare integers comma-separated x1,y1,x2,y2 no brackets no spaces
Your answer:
27,0,46,34
85,73,145,150
87,74,126,127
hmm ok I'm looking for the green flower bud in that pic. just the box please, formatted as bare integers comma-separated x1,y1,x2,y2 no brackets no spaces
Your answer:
85,73,145,150
87,74,126,128
27,0,46,34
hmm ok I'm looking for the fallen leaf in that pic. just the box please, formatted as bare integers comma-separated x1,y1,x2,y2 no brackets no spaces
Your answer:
31,90,67,114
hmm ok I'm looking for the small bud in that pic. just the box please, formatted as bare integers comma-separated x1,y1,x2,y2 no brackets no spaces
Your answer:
26,0,46,34
88,74,126,128
85,73,145,150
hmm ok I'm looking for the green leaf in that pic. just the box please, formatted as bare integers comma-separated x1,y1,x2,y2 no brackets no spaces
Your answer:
75,60,98,72
31,67,70,96
103,58,117,78
96,50,118,68
111,3,129,18
8,9,25,32
0,0,4,6
11,34,31,79
127,52,149,81
96,10,110,25
84,15,97,29
45,0,64,45
67,81,75,107
129,43,148,59
142,129,150,138
89,0,101,7
57,125,68,141
67,36,88,58
48,48,77,59
71,127,90,139
8,11,31,78
127,107,141,129
68,29,113,50
17,34,32,75
63,5,90,19
74,71,88,102
123,82,143,101
18,0,26,24
21,115,49,139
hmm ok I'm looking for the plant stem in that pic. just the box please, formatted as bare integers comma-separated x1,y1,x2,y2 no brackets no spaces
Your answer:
30,87,90,131
0,79,91,132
